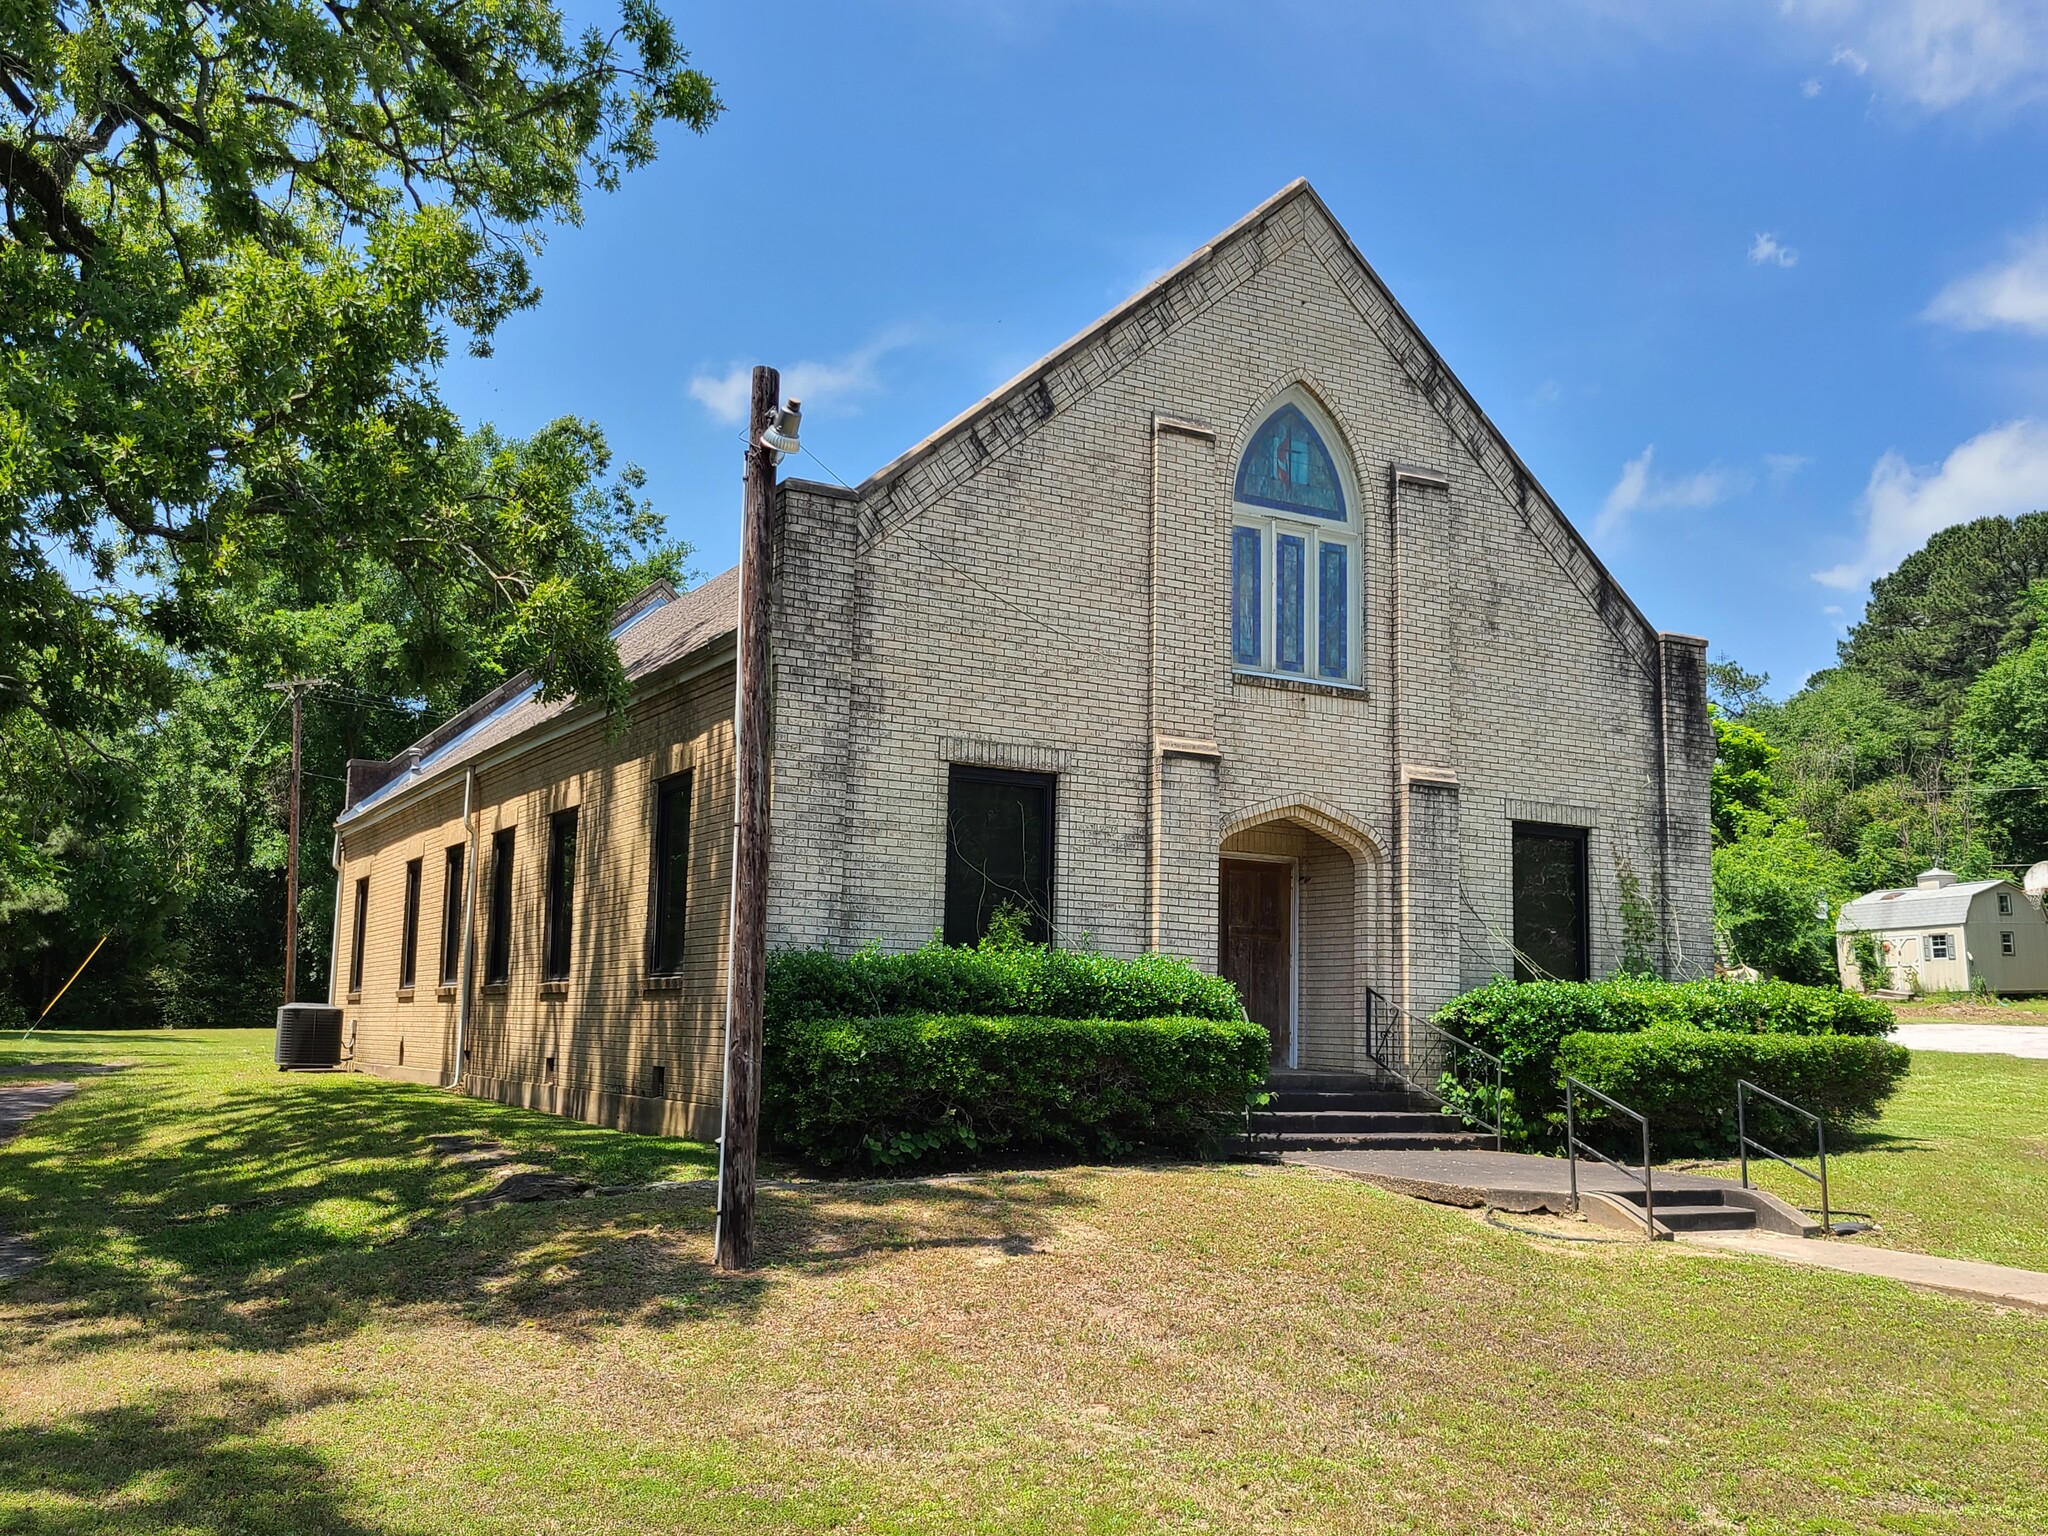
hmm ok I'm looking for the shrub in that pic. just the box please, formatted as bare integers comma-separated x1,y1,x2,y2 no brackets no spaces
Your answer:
1556,1026,1912,1159
763,1012,1272,1171
765,942,1245,1027
1433,977,1895,1148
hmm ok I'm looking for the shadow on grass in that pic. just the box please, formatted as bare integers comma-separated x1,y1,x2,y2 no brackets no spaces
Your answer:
0,1380,402,1535
0,1054,1101,1360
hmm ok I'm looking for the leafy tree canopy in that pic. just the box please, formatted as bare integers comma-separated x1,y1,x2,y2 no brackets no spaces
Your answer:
1,0,720,734
1835,509,2048,726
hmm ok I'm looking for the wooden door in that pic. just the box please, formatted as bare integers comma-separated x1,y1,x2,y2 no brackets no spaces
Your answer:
1219,858,1292,1065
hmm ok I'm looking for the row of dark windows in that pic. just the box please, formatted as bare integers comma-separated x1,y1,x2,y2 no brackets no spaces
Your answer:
345,773,1601,995
346,772,694,997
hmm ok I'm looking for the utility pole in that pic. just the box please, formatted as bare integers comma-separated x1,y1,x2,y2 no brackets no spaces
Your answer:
715,367,797,1271
266,678,327,1005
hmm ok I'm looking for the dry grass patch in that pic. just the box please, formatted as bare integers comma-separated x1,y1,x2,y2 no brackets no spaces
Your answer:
3,1031,2047,1534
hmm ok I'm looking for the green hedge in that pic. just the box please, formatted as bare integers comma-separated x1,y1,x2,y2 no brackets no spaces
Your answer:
763,1011,1272,1171
765,942,1245,1026
1557,1026,1912,1158
1433,977,1897,1149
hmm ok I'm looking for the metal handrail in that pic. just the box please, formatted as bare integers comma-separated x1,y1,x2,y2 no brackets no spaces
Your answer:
1564,1075,1656,1238
1736,1078,1830,1232
1363,986,1505,1150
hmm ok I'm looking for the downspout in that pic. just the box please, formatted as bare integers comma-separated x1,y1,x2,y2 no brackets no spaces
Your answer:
1147,414,1164,951
327,833,345,1008
449,766,478,1091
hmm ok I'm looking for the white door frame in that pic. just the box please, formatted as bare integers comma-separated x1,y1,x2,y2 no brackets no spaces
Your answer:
1221,852,1300,1069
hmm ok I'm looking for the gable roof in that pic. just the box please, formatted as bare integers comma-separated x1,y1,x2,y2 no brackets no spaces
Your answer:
1835,880,2010,933
850,178,1665,680
337,566,740,828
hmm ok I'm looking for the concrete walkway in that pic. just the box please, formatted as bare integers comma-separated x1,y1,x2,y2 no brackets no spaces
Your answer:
0,1081,77,1283
1684,1231,2048,1313
1286,1147,1739,1214
1891,1022,2048,1058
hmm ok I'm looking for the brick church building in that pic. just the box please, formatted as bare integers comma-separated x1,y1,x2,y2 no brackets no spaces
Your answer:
329,180,1714,1140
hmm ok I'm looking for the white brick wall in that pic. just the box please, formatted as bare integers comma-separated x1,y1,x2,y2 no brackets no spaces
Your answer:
767,183,1714,1061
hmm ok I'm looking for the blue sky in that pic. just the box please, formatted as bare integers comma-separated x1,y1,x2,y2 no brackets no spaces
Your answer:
440,1,2048,696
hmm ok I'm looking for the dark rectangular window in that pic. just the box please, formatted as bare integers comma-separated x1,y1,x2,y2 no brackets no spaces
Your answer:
398,858,423,990
1511,823,1588,982
484,828,515,984
944,766,1055,946
650,773,692,974
348,876,369,995
543,808,578,981
439,844,465,986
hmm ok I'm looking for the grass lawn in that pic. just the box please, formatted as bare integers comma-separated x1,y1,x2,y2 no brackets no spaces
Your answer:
1683,1049,2048,1272
3,1030,2046,1535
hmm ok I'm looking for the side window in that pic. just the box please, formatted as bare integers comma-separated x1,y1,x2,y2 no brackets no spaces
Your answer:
399,858,423,990
1511,823,1588,982
484,828,515,984
1999,891,2014,916
1229,395,1359,684
1928,933,1952,961
944,766,1055,946
543,808,578,981
650,772,692,975
2001,931,2016,957
439,844,465,986
347,875,369,996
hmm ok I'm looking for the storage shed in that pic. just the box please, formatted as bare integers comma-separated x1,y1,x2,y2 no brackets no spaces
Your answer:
1836,868,2048,996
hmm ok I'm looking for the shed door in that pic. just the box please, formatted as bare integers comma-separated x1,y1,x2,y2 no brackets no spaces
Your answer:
1219,859,1293,1066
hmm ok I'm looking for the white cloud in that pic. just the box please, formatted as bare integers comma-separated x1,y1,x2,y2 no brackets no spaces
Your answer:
1791,1,2048,111
687,329,918,426
1750,232,1799,268
1531,378,1563,405
1766,452,1815,478
1596,445,1736,539
1925,228,2048,335
1814,419,2048,587
1802,76,1825,95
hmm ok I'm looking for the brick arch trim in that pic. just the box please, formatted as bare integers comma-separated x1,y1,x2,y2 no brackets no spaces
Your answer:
1220,798,1384,862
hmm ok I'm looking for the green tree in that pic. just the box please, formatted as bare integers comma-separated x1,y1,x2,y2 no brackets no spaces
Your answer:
1835,510,2048,727
1709,706,1779,846
1711,810,1851,986
2,0,719,739
1957,618,2048,869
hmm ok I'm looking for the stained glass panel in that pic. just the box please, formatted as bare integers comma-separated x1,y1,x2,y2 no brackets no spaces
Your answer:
1276,534,1306,672
1318,542,1348,679
1234,404,1346,520
1231,525,1261,666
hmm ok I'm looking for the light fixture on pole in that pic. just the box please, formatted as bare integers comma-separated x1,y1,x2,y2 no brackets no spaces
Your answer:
759,399,802,461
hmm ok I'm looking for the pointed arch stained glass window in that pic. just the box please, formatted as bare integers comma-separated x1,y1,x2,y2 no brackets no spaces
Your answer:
1229,396,1360,684
1233,404,1347,520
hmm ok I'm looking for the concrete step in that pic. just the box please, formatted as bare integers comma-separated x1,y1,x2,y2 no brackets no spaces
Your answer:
1247,1129,1491,1153
1644,1203,1756,1233
1266,1071,1393,1093
1261,1097,1425,1122
1251,1110,1461,1134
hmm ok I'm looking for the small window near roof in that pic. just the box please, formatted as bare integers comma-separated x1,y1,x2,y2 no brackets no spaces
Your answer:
1999,891,2014,916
